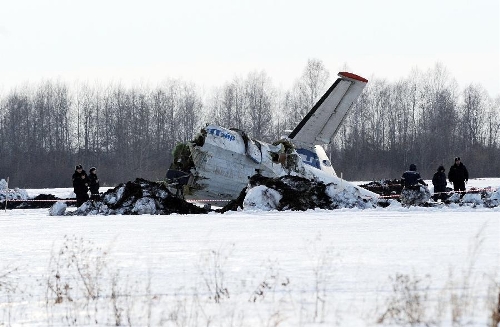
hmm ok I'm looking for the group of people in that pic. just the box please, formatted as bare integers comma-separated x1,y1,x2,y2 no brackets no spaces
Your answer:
72,164,100,206
402,157,469,201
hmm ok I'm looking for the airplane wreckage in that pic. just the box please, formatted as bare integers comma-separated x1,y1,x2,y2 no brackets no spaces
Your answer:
166,72,379,204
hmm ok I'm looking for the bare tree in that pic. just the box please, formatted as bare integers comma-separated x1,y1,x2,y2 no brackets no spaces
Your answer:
206,77,247,130
460,84,488,151
176,83,203,143
244,71,274,141
0,87,33,184
151,81,178,170
1,62,499,186
485,96,500,149
283,59,330,130
301,59,330,109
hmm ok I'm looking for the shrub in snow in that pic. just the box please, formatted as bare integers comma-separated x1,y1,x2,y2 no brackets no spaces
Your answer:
49,202,67,216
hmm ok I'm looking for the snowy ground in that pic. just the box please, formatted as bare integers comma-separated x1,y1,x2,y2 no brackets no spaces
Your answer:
0,178,499,326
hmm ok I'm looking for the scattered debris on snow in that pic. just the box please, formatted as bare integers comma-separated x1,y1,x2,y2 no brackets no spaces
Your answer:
70,178,209,215
1,179,67,209
457,187,500,208
0,178,29,204
359,179,403,197
359,179,500,209
220,174,377,212
3,177,499,213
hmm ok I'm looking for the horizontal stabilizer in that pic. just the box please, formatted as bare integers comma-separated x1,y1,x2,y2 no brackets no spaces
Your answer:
289,72,368,147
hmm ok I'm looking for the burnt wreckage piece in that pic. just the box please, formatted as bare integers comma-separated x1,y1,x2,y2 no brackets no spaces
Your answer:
219,174,374,212
73,178,210,215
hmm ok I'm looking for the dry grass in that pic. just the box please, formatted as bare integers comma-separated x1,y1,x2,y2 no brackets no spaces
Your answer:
487,280,500,327
377,272,433,326
375,225,495,327
0,231,497,326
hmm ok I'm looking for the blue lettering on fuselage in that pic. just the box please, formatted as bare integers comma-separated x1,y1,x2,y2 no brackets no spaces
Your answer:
208,128,236,141
296,148,321,169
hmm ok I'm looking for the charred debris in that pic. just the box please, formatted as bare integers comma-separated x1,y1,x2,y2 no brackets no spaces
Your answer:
5,178,499,214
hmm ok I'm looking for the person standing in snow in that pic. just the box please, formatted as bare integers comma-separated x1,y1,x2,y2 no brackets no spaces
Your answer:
432,165,447,201
401,164,427,188
400,164,430,206
448,157,469,193
88,167,100,201
72,164,89,206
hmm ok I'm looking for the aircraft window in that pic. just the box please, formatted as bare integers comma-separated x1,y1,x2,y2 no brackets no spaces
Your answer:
322,160,332,167
270,151,279,163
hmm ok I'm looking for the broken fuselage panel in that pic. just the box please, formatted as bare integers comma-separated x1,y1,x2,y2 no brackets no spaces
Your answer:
170,125,375,203
180,125,309,202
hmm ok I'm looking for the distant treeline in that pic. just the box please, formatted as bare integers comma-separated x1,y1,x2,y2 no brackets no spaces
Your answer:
1,60,499,188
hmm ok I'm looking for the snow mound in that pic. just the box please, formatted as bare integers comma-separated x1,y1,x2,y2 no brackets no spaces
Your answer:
71,178,209,215
221,174,377,212
49,201,67,216
326,184,376,209
400,185,431,206
243,185,282,210
484,188,500,208
461,192,483,205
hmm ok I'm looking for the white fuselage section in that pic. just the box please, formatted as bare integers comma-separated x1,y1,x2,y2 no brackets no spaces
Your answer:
187,125,284,201
186,125,377,203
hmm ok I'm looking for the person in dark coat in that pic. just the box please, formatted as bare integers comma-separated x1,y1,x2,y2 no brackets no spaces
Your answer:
400,164,430,206
401,164,427,188
88,167,100,201
72,164,89,206
448,157,469,193
432,165,447,201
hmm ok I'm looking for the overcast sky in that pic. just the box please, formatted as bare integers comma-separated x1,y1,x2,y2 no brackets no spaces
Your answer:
1,0,499,97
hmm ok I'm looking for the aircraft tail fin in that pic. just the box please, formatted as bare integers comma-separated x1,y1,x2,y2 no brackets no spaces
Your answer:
288,72,368,147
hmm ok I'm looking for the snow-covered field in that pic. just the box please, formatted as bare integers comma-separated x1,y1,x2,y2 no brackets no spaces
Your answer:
0,178,499,326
